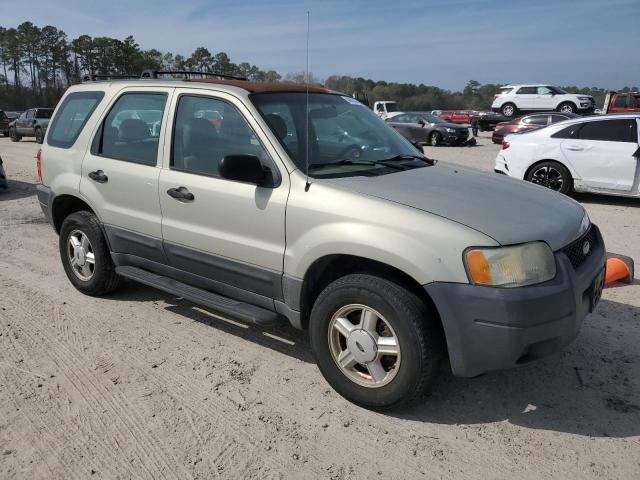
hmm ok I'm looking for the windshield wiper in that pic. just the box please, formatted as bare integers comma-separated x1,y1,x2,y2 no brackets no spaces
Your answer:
382,154,436,165
309,159,406,171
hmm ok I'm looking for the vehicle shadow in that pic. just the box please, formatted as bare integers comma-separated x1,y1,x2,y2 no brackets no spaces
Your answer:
106,281,315,364
398,297,640,438
0,179,37,201
574,192,640,207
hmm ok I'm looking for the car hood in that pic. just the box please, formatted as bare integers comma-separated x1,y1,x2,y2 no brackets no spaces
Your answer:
325,163,585,251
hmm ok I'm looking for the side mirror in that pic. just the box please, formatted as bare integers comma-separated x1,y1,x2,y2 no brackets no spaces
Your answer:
219,154,270,186
418,119,425,126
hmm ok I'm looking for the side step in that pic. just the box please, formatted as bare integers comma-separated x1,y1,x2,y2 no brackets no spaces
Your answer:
116,266,281,326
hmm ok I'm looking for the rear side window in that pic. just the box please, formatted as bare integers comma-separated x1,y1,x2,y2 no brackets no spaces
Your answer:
94,93,167,166
613,96,628,108
517,87,537,94
578,119,637,143
36,109,53,119
550,114,569,124
523,115,548,126
47,92,104,148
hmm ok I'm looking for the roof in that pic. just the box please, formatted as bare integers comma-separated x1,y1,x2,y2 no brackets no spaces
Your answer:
184,78,333,94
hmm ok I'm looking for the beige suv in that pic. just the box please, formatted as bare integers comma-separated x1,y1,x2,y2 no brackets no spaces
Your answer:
37,75,606,409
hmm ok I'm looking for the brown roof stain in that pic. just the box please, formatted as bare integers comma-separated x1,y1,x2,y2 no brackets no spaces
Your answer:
185,78,332,94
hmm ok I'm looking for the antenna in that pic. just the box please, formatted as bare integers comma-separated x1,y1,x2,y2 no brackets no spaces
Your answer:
304,11,311,192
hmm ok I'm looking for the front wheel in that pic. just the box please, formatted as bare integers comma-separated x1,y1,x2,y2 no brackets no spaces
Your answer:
557,102,576,114
429,132,441,146
9,128,21,142
59,211,123,296
526,161,573,195
309,274,443,410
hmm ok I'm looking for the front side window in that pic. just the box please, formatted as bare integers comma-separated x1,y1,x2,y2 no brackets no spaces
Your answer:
172,95,269,177
26,110,34,120
537,86,553,95
48,91,105,148
578,119,637,143
96,93,167,166
252,92,427,179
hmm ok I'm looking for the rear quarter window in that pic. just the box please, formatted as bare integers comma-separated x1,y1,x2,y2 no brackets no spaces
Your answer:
47,91,105,148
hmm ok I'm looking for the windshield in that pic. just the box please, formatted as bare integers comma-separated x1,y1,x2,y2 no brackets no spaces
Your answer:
251,93,425,178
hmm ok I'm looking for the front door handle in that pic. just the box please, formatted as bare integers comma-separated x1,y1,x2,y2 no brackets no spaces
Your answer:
167,186,195,202
88,170,108,183
566,145,584,151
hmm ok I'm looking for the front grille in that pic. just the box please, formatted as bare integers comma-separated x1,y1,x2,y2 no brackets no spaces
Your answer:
561,226,597,269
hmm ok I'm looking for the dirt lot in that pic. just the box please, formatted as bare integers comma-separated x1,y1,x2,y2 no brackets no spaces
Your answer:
1,134,639,479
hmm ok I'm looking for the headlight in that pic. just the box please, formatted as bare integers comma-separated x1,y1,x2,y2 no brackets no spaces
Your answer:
464,242,556,287
578,211,590,237
445,127,456,133
578,96,591,101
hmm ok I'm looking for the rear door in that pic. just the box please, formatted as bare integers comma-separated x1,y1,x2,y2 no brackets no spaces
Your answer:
561,118,638,191
80,87,173,261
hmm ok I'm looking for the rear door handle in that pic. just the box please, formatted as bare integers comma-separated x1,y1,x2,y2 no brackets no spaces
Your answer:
88,170,108,183
167,186,195,202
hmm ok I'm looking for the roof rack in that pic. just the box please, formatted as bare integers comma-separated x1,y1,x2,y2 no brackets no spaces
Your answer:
140,69,247,81
82,73,140,82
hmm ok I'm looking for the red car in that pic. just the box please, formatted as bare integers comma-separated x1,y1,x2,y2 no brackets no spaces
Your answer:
491,112,578,144
439,110,477,124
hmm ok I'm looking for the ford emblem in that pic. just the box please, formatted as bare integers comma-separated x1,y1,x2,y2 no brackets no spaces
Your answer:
582,240,591,256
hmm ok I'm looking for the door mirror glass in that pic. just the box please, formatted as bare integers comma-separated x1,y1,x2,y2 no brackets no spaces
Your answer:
417,119,425,126
219,154,270,186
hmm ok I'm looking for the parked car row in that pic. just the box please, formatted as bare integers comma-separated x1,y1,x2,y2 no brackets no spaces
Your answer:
7,108,54,143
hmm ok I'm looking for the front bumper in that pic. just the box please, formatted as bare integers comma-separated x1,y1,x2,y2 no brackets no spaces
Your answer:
443,132,470,145
425,225,606,378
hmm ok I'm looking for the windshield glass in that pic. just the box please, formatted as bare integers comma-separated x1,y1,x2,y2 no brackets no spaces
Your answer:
251,93,424,178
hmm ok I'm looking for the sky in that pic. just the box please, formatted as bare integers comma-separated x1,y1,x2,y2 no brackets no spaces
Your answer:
2,0,639,90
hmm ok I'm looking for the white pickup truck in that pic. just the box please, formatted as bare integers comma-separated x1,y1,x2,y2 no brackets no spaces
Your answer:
373,101,401,119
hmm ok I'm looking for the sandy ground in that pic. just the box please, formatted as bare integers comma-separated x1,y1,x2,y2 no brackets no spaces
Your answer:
0,133,639,479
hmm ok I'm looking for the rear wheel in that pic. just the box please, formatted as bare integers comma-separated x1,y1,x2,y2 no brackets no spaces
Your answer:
35,127,44,144
429,132,441,146
526,161,572,195
501,103,516,117
309,274,443,410
59,211,123,296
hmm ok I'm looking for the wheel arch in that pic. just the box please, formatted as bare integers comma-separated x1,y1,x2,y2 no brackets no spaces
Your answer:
297,253,445,341
51,194,97,233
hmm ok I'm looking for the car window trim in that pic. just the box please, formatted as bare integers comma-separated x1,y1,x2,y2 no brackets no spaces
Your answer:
169,92,281,186
91,90,168,167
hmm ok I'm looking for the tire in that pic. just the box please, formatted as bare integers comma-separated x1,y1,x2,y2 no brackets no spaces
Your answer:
9,128,21,142
309,274,443,410
501,103,516,117
59,211,123,296
557,102,576,114
429,131,441,147
525,161,573,195
35,127,44,144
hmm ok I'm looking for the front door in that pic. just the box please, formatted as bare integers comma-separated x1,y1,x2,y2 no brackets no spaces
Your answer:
561,118,639,191
158,90,289,299
17,110,32,135
80,87,173,261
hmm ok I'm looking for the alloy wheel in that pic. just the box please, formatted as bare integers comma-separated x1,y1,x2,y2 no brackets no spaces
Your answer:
328,304,401,388
530,165,564,191
66,229,96,281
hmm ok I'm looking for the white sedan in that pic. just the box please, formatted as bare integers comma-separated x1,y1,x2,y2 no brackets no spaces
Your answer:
495,114,640,197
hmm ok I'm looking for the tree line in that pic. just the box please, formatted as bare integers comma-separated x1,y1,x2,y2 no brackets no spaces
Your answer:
1,22,637,112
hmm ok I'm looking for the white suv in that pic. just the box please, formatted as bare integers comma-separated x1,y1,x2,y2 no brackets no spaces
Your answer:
35,74,606,409
492,85,595,117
